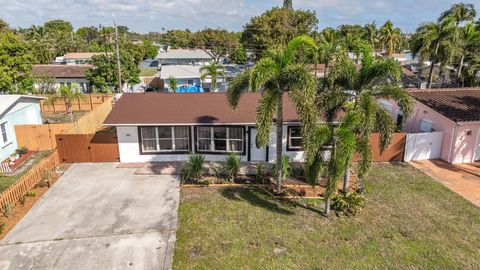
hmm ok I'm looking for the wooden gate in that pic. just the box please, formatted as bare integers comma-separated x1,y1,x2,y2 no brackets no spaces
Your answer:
56,133,119,163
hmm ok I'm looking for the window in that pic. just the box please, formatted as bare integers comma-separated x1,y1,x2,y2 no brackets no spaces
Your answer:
197,126,244,153
187,79,194,85
0,122,9,146
288,126,303,150
420,120,433,133
139,126,190,153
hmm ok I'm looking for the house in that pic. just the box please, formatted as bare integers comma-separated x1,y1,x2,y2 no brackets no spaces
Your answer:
32,65,94,93
0,95,44,162
160,65,231,92
387,88,480,164
156,49,213,66
103,92,314,163
57,52,106,65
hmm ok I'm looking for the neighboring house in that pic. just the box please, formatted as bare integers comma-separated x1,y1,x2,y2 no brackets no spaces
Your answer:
386,88,480,164
0,95,44,162
160,65,228,92
103,93,319,163
57,52,106,65
32,65,94,93
156,49,213,66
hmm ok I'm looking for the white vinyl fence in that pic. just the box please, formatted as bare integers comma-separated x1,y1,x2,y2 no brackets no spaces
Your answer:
404,132,444,162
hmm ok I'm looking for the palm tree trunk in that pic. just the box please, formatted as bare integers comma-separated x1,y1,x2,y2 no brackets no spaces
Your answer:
342,166,351,193
275,93,284,195
456,54,465,86
428,43,440,89
324,198,331,216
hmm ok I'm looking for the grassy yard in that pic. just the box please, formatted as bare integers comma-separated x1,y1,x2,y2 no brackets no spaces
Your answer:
140,67,159,77
0,152,50,192
174,163,480,269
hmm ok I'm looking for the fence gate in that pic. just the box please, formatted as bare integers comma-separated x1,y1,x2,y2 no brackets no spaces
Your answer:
404,132,444,162
56,133,119,163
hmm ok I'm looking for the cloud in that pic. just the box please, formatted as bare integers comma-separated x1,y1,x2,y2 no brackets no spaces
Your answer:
0,0,471,33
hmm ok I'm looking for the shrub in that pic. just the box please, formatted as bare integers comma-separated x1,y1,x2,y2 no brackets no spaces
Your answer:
2,202,14,217
181,155,205,183
272,154,291,180
224,152,241,182
0,222,4,234
291,164,305,179
19,196,26,206
16,147,28,155
331,192,365,216
26,191,36,197
256,163,267,184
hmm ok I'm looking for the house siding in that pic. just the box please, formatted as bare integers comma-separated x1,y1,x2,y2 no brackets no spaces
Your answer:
0,102,42,161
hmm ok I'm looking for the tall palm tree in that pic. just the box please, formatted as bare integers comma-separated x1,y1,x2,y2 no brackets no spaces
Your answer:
379,20,402,56
305,44,414,216
46,84,86,122
411,18,457,88
227,35,318,194
439,3,477,24
200,62,226,92
364,22,379,53
317,28,343,74
455,23,480,84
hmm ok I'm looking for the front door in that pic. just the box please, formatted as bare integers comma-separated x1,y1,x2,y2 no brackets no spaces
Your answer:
249,128,267,161
475,128,480,161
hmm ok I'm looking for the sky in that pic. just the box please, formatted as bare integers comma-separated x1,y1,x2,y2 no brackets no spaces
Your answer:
0,0,478,33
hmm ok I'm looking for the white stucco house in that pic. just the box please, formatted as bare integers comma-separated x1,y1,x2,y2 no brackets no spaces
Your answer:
156,49,213,66
160,65,227,92
103,93,311,163
32,65,94,93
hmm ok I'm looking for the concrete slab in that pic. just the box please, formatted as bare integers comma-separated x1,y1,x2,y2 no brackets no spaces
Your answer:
0,163,180,270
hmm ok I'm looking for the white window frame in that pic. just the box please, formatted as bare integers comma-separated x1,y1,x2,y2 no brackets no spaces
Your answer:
0,121,11,147
196,126,244,153
420,119,433,133
287,126,303,150
139,126,190,153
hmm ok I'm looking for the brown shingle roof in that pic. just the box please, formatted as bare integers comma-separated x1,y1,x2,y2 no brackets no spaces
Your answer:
104,92,306,125
32,65,93,78
408,88,480,123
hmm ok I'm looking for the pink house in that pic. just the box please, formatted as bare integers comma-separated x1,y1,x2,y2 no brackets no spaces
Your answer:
385,88,480,164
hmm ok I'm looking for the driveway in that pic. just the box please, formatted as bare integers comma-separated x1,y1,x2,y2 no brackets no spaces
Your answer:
410,160,480,207
0,163,180,270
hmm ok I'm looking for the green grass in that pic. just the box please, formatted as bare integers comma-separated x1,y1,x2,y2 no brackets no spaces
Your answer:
139,68,159,77
0,151,50,193
173,163,480,269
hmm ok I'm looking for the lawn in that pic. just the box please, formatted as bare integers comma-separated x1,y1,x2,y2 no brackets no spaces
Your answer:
0,151,50,192
173,163,480,269
140,67,159,77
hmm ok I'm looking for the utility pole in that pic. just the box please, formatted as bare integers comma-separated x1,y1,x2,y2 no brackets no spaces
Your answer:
113,20,122,93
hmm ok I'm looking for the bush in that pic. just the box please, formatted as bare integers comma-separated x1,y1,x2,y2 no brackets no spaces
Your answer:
272,154,291,180
224,152,241,182
331,192,365,216
256,163,267,184
291,164,305,179
19,196,26,206
16,147,28,155
26,191,36,197
181,155,205,183
2,202,14,217
0,222,4,234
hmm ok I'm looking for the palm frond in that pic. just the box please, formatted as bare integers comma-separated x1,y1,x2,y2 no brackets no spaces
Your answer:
355,136,372,178
374,103,395,152
255,89,279,147
372,84,415,121
357,58,401,90
226,69,251,110
283,35,318,66
303,124,331,185
249,58,279,91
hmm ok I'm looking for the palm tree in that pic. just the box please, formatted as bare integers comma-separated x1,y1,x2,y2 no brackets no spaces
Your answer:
46,84,86,122
455,23,480,84
317,28,343,74
411,18,457,88
364,22,379,52
439,3,477,25
227,35,318,194
305,44,414,216
200,62,226,92
379,20,402,56
167,76,178,92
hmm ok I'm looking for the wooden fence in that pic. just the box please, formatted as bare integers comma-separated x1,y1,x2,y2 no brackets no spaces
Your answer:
56,133,119,163
354,132,407,162
141,77,163,90
0,150,60,208
38,94,113,113
15,96,113,150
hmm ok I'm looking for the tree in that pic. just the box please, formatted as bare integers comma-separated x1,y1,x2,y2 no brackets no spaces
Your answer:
227,36,318,194
304,44,414,216
241,7,318,58
193,28,239,62
411,18,457,88
86,51,140,92
0,29,34,93
167,76,178,92
142,39,159,59
380,20,402,55
33,74,56,94
44,20,73,33
229,45,248,64
200,62,226,92
455,22,479,84
364,22,379,52
46,84,86,122
283,0,293,9
439,3,477,24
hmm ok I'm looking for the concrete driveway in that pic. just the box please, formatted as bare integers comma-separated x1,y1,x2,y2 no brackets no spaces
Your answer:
411,160,480,207
0,163,180,270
